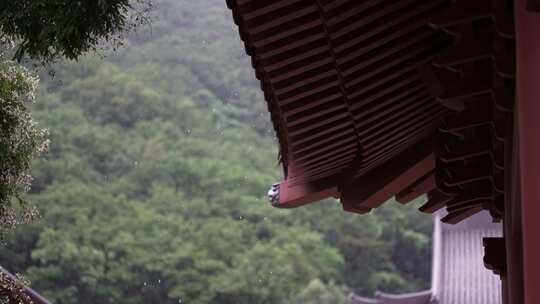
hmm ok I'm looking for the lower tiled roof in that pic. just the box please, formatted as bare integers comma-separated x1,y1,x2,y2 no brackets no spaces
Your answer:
434,212,502,304
349,211,502,304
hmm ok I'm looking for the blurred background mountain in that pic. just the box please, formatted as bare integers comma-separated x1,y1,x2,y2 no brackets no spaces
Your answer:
0,1,432,303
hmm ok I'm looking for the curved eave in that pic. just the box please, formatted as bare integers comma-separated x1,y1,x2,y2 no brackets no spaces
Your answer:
227,0,449,211
228,0,516,223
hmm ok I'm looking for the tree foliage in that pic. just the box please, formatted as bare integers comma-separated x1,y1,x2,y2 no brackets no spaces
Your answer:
0,0,151,237
0,58,45,235
0,271,34,304
0,0,152,62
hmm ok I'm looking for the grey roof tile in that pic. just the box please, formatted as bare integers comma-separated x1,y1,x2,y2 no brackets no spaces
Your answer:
350,211,502,304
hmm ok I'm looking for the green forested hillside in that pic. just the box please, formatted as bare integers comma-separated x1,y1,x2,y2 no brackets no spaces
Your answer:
0,1,433,303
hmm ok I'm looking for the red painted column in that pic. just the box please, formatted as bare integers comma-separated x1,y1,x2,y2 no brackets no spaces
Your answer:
515,1,540,303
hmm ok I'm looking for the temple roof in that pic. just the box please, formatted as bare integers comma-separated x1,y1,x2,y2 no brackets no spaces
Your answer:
227,0,516,224
227,0,449,212
349,291,431,304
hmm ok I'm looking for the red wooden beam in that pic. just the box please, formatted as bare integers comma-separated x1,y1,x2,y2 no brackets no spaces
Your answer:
395,171,436,204
276,176,339,208
340,139,435,212
514,1,540,303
